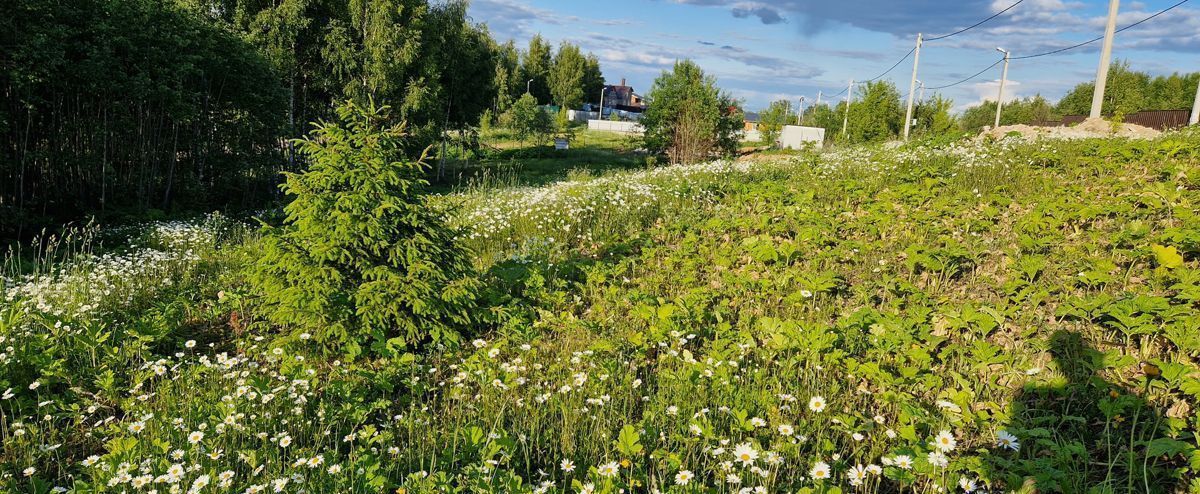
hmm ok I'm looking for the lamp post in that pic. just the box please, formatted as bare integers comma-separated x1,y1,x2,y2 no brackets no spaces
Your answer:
599,87,607,119
526,79,534,94
797,96,806,125
995,47,1011,129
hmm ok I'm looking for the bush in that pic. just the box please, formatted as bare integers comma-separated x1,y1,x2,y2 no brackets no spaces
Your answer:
641,60,742,164
247,100,480,358
509,93,554,144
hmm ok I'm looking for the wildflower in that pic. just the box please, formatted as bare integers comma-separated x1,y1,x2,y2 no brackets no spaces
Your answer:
749,417,766,428
327,464,342,474
809,461,831,480
959,477,977,492
675,470,694,485
23,467,36,477
936,400,962,413
185,340,197,349
29,381,41,390
927,451,949,468
187,431,204,444
852,432,865,441
82,455,100,467
933,430,957,452
867,464,882,475
272,478,289,493
733,442,758,465
893,455,914,469
777,424,794,436
278,435,292,447
800,289,814,298
808,396,827,413
579,483,595,494
996,430,1020,451
192,474,211,490
689,424,703,436
560,459,575,473
666,405,679,416
847,464,868,486
472,339,487,348
128,421,146,434
597,461,619,477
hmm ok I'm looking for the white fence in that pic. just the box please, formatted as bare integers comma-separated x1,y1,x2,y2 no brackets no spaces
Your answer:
588,120,644,134
779,126,826,148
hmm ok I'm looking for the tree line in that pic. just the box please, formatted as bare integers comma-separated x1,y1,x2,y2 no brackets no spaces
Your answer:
750,60,1199,144
1,0,607,239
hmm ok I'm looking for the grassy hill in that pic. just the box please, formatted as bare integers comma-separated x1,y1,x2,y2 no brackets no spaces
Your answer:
3,132,1200,493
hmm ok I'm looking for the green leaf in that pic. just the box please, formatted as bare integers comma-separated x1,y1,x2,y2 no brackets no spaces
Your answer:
614,425,643,456
1152,244,1185,269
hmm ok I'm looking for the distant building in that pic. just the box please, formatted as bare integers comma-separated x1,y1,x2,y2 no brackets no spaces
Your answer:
743,111,761,131
602,78,646,110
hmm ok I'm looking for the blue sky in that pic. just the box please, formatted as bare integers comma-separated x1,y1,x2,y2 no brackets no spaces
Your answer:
467,0,1199,112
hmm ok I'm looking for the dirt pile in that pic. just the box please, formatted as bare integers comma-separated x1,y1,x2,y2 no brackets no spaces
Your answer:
983,117,1161,140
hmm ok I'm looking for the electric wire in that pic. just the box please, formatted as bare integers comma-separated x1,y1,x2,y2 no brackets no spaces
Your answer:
1012,0,1190,60
926,59,1005,90
925,0,1026,41
825,0,1188,98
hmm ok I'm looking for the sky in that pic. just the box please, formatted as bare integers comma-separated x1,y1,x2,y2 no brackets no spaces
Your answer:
466,0,1199,112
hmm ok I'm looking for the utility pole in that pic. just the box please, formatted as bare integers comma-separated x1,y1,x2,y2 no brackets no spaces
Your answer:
842,79,854,139
797,96,806,124
1090,0,1120,119
1191,77,1200,126
903,33,924,141
598,87,607,120
916,80,925,104
995,48,1011,129
816,91,822,107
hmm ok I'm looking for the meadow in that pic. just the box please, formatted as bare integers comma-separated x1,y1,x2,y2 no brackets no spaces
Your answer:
3,130,1200,494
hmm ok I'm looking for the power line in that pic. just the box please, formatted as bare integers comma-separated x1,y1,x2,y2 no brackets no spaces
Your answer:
926,0,1026,41
864,47,917,82
826,0,1188,99
825,45,917,98
927,59,1004,90
1012,0,1190,60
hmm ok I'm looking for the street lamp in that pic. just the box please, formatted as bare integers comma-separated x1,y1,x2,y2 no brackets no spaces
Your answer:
995,47,1011,129
526,78,534,94
599,87,607,119
797,96,806,124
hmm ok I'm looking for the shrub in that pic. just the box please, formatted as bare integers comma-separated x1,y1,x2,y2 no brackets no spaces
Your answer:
509,93,553,144
641,60,743,164
247,100,480,358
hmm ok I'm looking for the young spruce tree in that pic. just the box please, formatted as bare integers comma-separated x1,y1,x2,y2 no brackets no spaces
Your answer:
249,100,479,358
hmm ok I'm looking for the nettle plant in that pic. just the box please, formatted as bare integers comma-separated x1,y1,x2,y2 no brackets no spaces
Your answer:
248,100,480,358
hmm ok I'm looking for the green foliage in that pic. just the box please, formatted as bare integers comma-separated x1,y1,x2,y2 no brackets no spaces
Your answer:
641,60,742,164
549,42,586,110
1,0,286,237
508,93,554,144
1055,60,1198,116
759,100,799,146
247,101,479,358
845,80,903,143
520,35,554,105
960,95,1059,133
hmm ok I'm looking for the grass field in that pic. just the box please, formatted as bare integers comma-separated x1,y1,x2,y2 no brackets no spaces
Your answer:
431,129,649,193
3,131,1200,493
